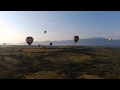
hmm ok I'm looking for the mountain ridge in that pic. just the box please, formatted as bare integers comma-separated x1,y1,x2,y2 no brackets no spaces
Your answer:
16,37,120,47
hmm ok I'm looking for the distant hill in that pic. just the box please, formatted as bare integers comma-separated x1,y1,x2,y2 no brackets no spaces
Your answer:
18,37,120,47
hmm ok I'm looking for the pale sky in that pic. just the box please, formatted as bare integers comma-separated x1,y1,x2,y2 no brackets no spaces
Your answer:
0,11,120,44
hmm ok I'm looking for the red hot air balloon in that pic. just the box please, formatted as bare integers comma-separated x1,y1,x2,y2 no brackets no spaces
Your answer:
26,36,34,45
73,36,79,43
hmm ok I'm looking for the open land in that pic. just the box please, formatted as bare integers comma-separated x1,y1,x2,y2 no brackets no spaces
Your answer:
0,45,120,79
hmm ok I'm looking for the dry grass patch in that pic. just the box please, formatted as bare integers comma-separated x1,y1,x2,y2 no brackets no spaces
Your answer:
24,71,64,79
79,75,103,79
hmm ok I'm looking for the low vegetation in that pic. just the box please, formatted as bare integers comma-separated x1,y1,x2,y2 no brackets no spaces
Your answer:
0,45,120,79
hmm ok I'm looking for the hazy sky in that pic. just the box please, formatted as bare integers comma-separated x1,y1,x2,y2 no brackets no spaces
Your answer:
0,11,120,44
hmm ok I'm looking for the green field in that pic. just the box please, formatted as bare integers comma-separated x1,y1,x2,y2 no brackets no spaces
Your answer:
0,45,120,79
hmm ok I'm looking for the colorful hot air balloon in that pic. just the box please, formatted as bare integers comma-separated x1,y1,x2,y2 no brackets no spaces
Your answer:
73,36,79,43
109,38,112,42
26,36,34,45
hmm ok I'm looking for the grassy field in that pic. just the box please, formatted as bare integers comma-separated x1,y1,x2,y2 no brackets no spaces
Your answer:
0,45,120,79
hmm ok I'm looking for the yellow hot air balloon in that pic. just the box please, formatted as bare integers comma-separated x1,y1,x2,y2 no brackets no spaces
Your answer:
109,38,112,41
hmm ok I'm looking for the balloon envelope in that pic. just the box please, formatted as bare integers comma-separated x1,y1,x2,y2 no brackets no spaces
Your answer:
26,36,34,45
73,36,79,43
109,38,112,41
38,44,40,47
50,43,52,46
44,31,46,33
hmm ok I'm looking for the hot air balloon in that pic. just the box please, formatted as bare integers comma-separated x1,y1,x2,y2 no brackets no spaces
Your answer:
26,36,34,46
73,36,79,43
44,31,46,34
38,44,40,47
50,43,52,46
109,38,112,42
